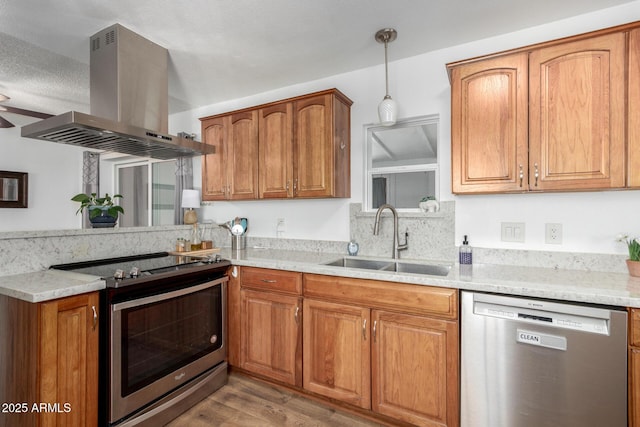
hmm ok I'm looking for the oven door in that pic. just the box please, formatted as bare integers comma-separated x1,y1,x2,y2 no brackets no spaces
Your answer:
110,276,227,424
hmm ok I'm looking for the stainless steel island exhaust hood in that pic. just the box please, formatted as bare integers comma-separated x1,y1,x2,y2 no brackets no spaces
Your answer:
22,24,214,159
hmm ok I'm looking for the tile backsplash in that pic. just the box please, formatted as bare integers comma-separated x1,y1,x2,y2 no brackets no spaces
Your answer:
0,201,628,276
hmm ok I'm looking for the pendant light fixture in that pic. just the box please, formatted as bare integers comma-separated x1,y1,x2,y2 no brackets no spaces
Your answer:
375,28,398,126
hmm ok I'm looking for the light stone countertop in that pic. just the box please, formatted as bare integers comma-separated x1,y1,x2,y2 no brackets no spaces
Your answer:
2,247,640,308
0,269,104,303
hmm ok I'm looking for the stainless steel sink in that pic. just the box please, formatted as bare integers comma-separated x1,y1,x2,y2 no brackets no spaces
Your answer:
323,257,393,270
392,262,451,276
323,257,451,277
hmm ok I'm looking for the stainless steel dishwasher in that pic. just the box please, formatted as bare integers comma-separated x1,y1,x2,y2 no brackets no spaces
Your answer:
461,291,628,427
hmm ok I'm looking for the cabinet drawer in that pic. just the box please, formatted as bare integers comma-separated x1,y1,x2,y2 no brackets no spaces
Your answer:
304,274,458,319
630,308,640,347
242,267,302,295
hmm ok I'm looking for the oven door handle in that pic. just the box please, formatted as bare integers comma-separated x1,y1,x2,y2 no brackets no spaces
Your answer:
112,276,228,312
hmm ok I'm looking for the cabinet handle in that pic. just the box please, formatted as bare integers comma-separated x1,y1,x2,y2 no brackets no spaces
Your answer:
231,266,238,278
261,279,277,283
362,319,367,340
91,305,98,331
286,180,290,196
294,306,300,324
534,163,539,187
519,164,524,187
340,142,346,150
293,178,298,195
373,320,377,342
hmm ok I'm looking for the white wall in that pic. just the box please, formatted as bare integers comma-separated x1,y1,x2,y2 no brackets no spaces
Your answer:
2,1,640,258
0,123,85,231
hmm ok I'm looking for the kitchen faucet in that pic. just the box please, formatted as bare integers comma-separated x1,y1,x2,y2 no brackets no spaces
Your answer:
373,204,408,259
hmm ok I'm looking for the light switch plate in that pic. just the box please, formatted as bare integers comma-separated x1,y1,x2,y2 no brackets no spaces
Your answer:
501,222,525,243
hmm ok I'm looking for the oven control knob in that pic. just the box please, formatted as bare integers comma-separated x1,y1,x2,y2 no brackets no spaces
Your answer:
129,267,140,278
114,269,125,280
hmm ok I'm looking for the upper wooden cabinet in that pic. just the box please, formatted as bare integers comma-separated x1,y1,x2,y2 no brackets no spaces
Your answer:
259,103,293,198
529,32,625,191
450,52,529,193
449,22,635,194
201,111,259,200
201,89,352,201
629,28,640,188
293,92,351,198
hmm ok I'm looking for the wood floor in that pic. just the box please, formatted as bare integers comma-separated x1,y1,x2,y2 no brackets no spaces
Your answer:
166,373,384,427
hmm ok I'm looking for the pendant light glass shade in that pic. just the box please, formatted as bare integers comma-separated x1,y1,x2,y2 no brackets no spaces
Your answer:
375,28,397,126
378,95,397,126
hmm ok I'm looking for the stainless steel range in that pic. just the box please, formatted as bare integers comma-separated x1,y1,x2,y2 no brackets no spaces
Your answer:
52,252,230,426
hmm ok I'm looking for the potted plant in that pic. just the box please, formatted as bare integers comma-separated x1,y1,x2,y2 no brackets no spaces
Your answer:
71,192,124,228
617,233,640,277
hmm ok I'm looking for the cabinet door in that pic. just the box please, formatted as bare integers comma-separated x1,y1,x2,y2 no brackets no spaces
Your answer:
227,265,241,367
240,289,302,386
372,310,459,427
629,29,640,188
293,94,334,198
259,103,293,198
39,292,99,427
302,298,371,408
201,116,228,200
529,32,625,190
450,52,529,194
228,111,259,199
632,347,640,427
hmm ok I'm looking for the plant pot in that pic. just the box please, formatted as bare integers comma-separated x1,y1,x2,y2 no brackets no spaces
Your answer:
89,207,118,228
626,259,640,277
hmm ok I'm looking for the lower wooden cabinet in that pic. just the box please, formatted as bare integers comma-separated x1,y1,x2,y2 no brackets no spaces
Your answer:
236,267,303,387
303,275,459,427
0,292,99,427
241,289,302,386
372,310,459,427
629,308,640,426
302,298,371,408
234,267,459,427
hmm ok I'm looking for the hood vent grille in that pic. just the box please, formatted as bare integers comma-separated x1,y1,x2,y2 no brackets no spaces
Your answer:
23,111,213,159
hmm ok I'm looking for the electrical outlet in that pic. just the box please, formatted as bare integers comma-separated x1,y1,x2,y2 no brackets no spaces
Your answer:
545,223,562,244
501,222,525,242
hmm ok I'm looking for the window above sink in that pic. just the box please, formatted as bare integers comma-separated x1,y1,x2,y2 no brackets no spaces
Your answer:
364,115,439,212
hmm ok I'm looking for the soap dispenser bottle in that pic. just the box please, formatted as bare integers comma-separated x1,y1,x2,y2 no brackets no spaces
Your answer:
459,235,472,265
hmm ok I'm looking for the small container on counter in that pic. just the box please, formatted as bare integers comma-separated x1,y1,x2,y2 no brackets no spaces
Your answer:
347,240,359,256
175,238,186,252
459,235,472,265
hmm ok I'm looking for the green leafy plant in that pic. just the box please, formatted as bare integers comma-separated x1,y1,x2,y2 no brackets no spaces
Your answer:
617,233,640,261
71,192,124,219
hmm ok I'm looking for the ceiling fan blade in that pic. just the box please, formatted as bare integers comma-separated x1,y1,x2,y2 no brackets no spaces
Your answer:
0,105,53,119
0,115,15,128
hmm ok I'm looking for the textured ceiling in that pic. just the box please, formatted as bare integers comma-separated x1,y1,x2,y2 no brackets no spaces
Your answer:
0,0,636,120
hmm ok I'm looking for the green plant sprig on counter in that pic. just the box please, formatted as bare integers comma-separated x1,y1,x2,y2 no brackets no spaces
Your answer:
617,233,640,261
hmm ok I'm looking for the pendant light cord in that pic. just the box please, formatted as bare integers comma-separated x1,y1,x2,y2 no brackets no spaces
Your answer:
384,39,390,98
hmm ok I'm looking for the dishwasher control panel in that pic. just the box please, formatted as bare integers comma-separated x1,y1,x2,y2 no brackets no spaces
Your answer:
474,300,610,335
